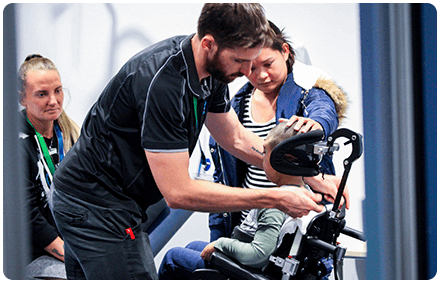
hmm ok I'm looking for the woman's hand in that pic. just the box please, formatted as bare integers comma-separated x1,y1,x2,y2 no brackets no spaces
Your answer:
280,115,323,133
304,175,350,209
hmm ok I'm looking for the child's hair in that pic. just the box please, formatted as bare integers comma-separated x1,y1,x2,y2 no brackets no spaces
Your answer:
266,121,324,177
265,121,298,151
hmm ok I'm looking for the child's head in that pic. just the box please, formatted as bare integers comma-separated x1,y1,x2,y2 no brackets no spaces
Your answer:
263,121,324,185
264,121,298,153
263,121,301,185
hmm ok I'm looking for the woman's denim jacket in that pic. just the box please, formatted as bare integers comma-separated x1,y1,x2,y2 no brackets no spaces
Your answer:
208,72,339,241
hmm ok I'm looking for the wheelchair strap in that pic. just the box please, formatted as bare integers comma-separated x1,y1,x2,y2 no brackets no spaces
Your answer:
288,228,304,256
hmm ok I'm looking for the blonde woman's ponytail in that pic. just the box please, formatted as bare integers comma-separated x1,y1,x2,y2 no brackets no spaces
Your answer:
57,111,80,152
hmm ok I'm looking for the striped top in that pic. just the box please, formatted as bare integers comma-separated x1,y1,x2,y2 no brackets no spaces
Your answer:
241,93,277,189
241,92,277,221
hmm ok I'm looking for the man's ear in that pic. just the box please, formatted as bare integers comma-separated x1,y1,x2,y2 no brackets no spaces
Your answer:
201,34,217,53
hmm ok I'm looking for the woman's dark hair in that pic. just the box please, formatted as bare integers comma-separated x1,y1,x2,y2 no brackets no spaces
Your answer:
267,21,296,74
197,3,272,50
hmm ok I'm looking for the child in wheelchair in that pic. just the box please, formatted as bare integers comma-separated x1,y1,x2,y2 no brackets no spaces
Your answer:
158,121,331,279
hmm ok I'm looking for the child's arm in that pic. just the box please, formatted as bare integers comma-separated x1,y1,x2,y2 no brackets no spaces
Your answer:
211,208,285,269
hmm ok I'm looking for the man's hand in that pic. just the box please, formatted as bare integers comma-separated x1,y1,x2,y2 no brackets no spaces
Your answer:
304,175,350,209
276,186,324,218
201,241,217,261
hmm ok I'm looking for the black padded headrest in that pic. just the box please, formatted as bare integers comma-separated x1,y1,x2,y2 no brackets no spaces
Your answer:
269,130,325,177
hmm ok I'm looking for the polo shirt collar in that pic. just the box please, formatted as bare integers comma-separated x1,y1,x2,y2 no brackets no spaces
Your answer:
181,34,211,100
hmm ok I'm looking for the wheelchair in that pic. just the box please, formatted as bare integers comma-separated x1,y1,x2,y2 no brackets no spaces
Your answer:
191,128,366,280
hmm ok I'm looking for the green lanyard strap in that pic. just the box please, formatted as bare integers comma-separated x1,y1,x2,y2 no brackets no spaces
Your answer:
26,117,56,175
193,96,199,129
193,96,207,131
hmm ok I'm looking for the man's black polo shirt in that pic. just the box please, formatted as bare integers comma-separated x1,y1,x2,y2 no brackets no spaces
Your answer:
53,34,231,215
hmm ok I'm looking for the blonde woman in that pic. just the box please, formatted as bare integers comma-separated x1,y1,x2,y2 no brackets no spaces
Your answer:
18,54,79,279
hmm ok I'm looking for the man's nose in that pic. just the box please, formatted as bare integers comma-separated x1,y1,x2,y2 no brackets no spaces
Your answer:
240,62,253,77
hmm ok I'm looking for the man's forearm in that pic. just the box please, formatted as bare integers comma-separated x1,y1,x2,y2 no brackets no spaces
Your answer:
223,132,264,169
167,178,276,212
167,177,323,219
206,111,264,169
147,150,324,219
44,236,65,262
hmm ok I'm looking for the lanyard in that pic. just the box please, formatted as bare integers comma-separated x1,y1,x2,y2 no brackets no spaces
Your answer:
26,117,64,175
193,96,207,131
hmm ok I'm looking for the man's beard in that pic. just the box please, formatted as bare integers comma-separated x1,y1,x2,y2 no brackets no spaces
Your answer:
206,51,244,84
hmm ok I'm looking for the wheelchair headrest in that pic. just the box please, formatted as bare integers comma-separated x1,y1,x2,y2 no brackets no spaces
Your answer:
269,129,325,177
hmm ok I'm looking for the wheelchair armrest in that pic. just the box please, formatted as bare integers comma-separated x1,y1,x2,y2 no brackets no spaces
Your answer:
208,251,271,280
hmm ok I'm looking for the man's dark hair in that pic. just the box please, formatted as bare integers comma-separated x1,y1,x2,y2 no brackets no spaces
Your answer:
197,3,272,50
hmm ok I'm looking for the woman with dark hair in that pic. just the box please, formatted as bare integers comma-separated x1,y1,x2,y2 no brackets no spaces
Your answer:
208,20,349,241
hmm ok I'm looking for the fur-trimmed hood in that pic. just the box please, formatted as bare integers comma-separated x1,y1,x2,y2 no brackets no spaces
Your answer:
314,77,348,126
292,61,348,126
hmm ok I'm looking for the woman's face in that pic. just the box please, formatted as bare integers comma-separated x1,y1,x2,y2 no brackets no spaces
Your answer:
21,70,64,123
247,44,290,95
